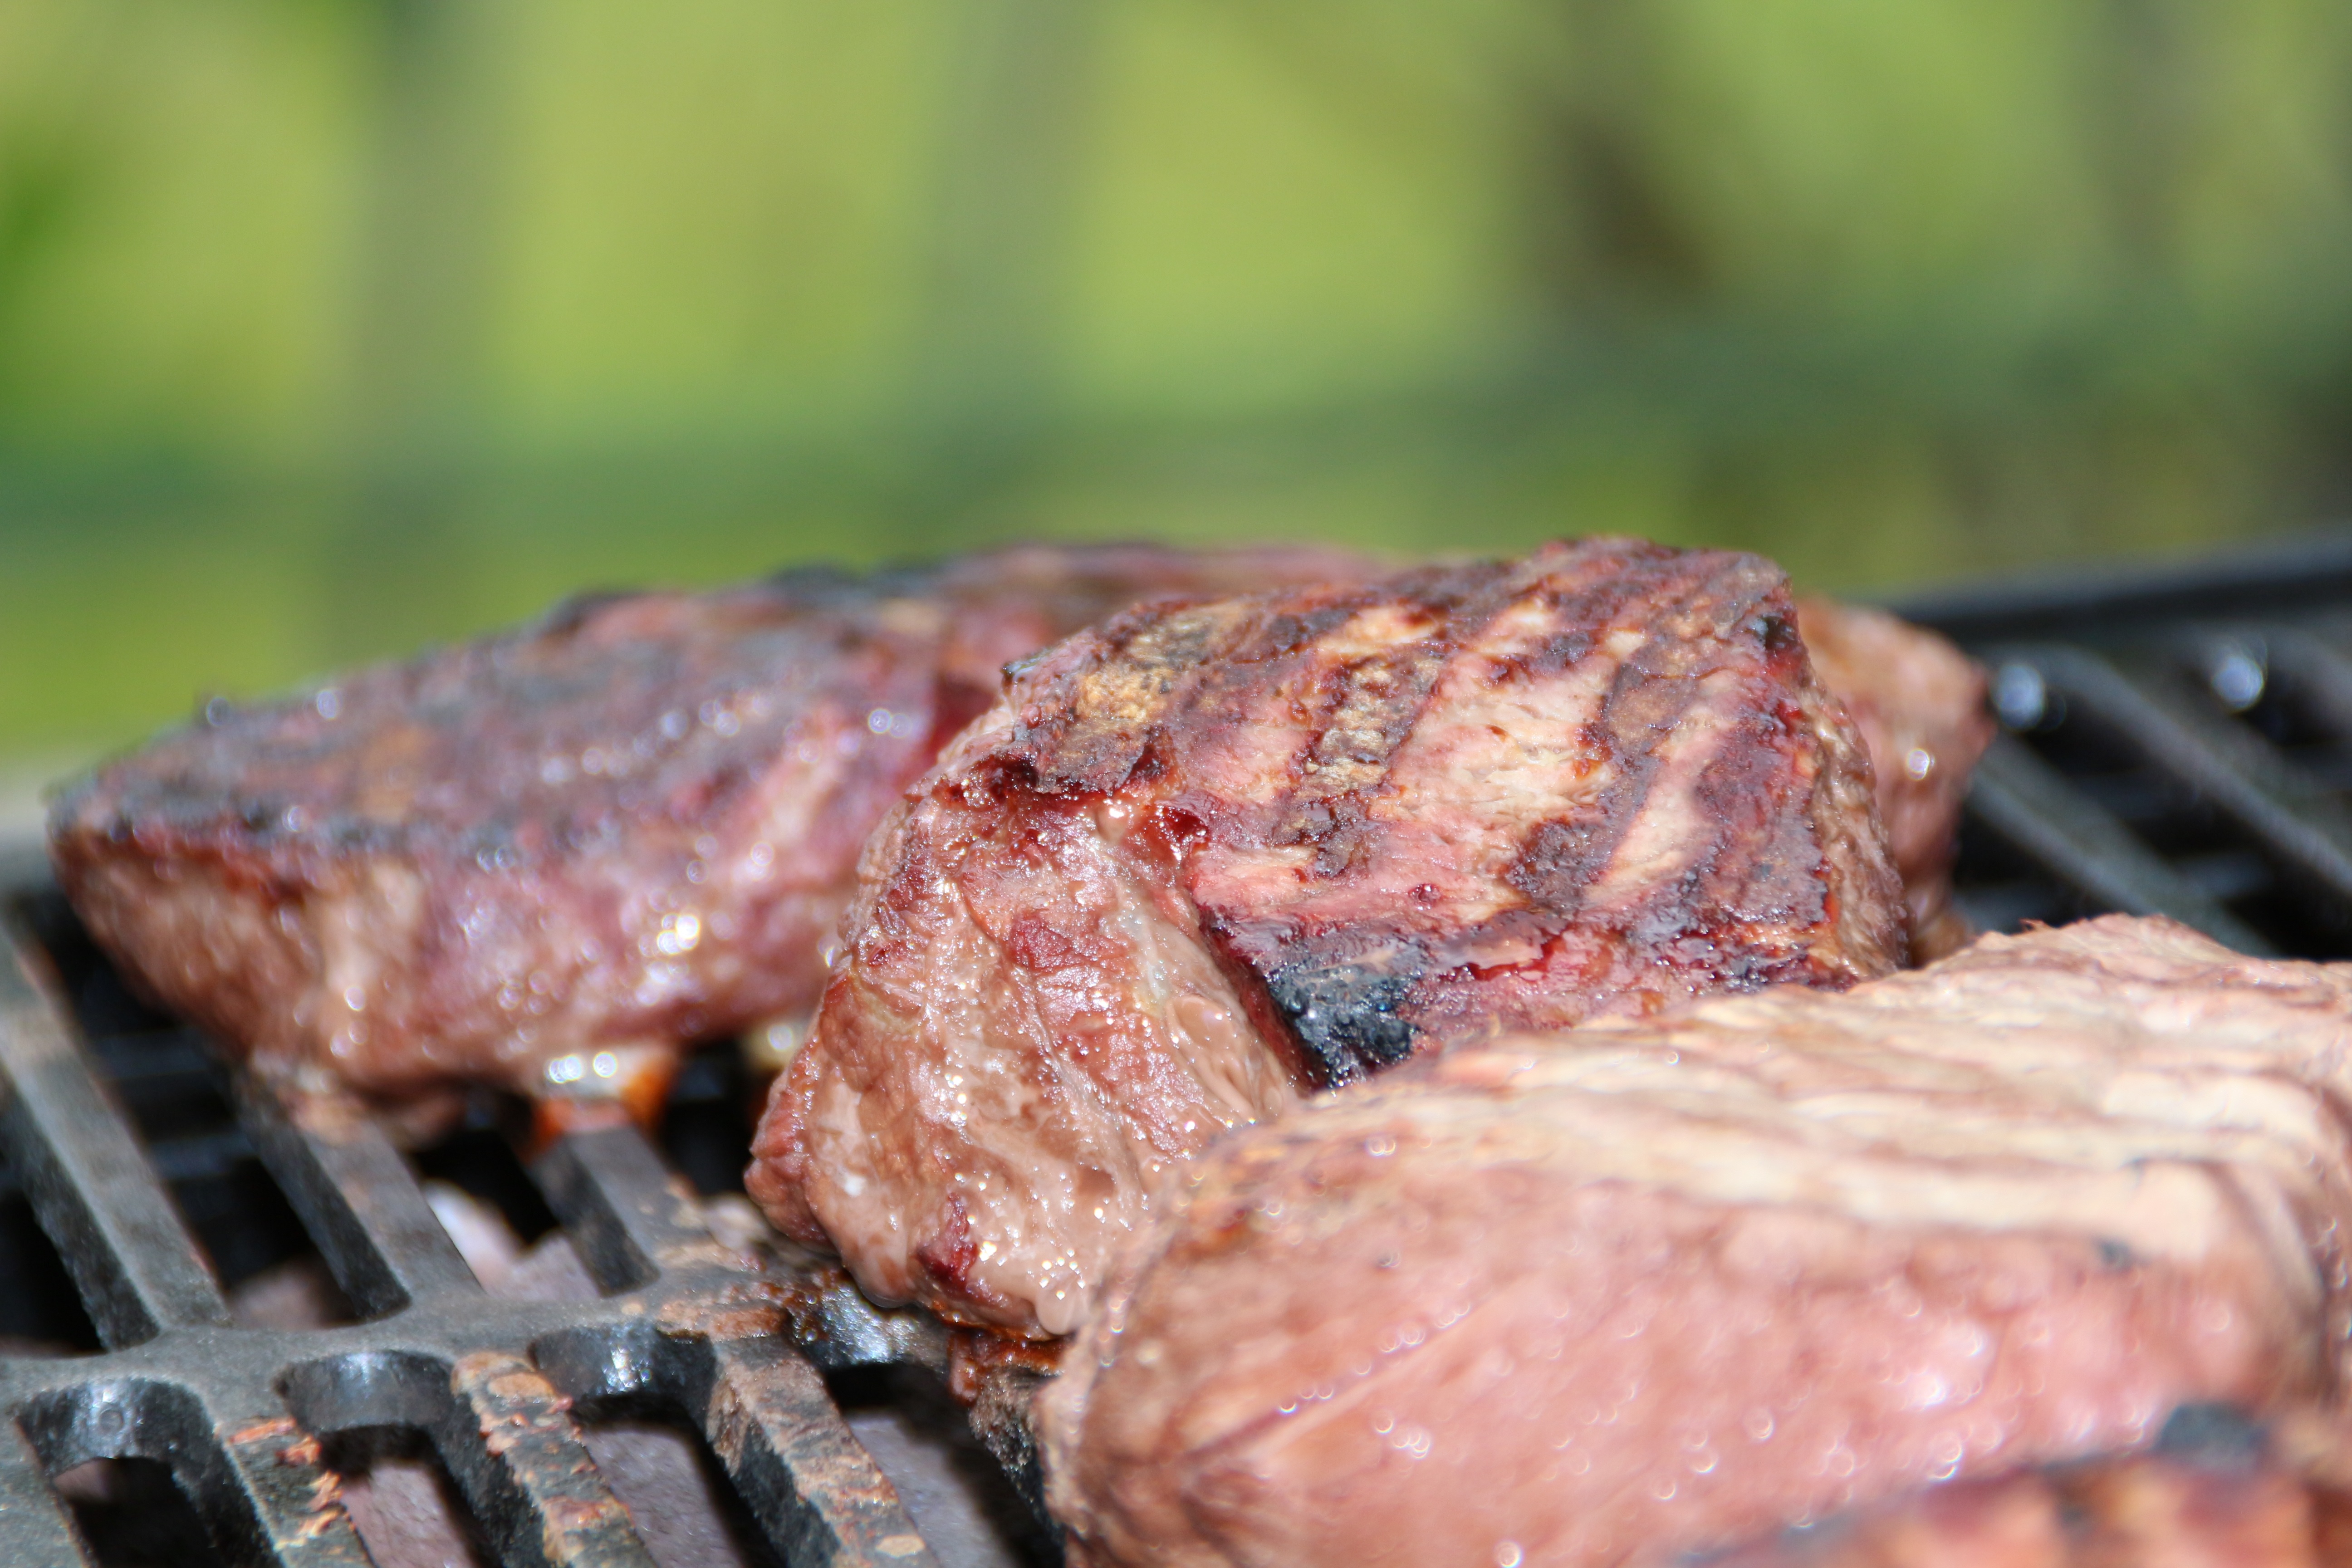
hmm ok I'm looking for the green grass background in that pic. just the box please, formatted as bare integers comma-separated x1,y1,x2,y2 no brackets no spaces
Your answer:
6,0,2352,764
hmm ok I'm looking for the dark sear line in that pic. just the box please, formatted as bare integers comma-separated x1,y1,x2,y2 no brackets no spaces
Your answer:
1226,548,1842,1069
752,537,1908,1341
1293,640,1451,824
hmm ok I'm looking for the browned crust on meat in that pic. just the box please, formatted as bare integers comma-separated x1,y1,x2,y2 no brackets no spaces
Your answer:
1796,598,1993,961
992,539,1906,1068
752,538,1908,1336
49,544,1381,1108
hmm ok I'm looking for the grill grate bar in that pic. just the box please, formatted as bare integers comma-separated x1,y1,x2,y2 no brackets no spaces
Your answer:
2247,622,2352,740
15,1377,376,1567
1995,643,2352,908
1963,735,2276,953
1891,529,2352,645
445,1351,662,1568
697,1338,943,1568
533,1127,946,1567
0,1421,87,1563
535,1124,724,1293
0,898,948,1568
0,912,230,1348
233,1072,483,1317
207,1397,375,1566
522,1316,948,1568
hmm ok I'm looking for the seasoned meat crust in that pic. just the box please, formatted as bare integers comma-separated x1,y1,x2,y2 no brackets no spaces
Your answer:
1040,917,2352,1568
49,543,1375,1117
1796,599,1992,962
750,538,1906,1336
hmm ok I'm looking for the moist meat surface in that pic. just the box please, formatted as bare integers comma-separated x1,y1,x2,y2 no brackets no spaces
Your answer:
1040,916,2352,1568
750,539,1906,1336
1695,1407,2352,1568
49,543,1373,1118
1795,599,1991,961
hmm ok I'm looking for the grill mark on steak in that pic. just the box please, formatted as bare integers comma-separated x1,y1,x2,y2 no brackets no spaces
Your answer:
753,538,1908,1336
50,543,1382,1118
1192,546,1877,1077
1290,640,1452,838
1007,600,1258,794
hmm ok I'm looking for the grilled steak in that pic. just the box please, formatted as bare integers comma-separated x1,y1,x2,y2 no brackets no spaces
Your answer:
749,539,1906,1336
1698,1406,2352,1568
1039,916,2352,1568
49,543,1374,1125
1796,599,1992,962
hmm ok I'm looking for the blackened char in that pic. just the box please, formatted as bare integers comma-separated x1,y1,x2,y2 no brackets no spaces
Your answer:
1040,916,2352,1568
49,543,1377,1126
750,539,1906,1336
1266,962,1417,1081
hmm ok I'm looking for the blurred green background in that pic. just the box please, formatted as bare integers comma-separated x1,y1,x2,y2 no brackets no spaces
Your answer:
7,0,2352,786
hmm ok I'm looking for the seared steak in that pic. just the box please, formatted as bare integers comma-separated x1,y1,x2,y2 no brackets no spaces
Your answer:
1796,599,1991,961
750,539,1906,1336
49,543,1374,1124
1697,1406,2352,1568
1040,917,2352,1568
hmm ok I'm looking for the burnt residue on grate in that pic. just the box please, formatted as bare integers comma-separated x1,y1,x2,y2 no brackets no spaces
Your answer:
0,881,1030,1567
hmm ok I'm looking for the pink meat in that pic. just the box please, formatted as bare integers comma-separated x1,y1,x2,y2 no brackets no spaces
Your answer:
1041,917,2352,1568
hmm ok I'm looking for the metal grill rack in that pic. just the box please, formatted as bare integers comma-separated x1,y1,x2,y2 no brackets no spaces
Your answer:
1902,529,2352,960
7,529,2352,1565
0,883,966,1568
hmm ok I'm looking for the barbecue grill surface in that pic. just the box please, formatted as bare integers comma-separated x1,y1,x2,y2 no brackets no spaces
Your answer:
6,530,2352,1566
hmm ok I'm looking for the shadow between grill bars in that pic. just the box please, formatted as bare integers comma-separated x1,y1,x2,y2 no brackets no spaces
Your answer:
0,899,942,1568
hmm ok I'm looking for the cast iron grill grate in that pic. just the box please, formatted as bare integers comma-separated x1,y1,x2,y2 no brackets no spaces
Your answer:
0,881,971,1568
6,529,2352,1564
1902,530,2352,959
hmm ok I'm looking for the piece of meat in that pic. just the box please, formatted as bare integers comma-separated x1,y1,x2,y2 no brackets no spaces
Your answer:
48,543,1374,1125
1696,1406,2352,1568
1796,600,1992,962
750,539,1906,1337
1039,916,2352,1568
